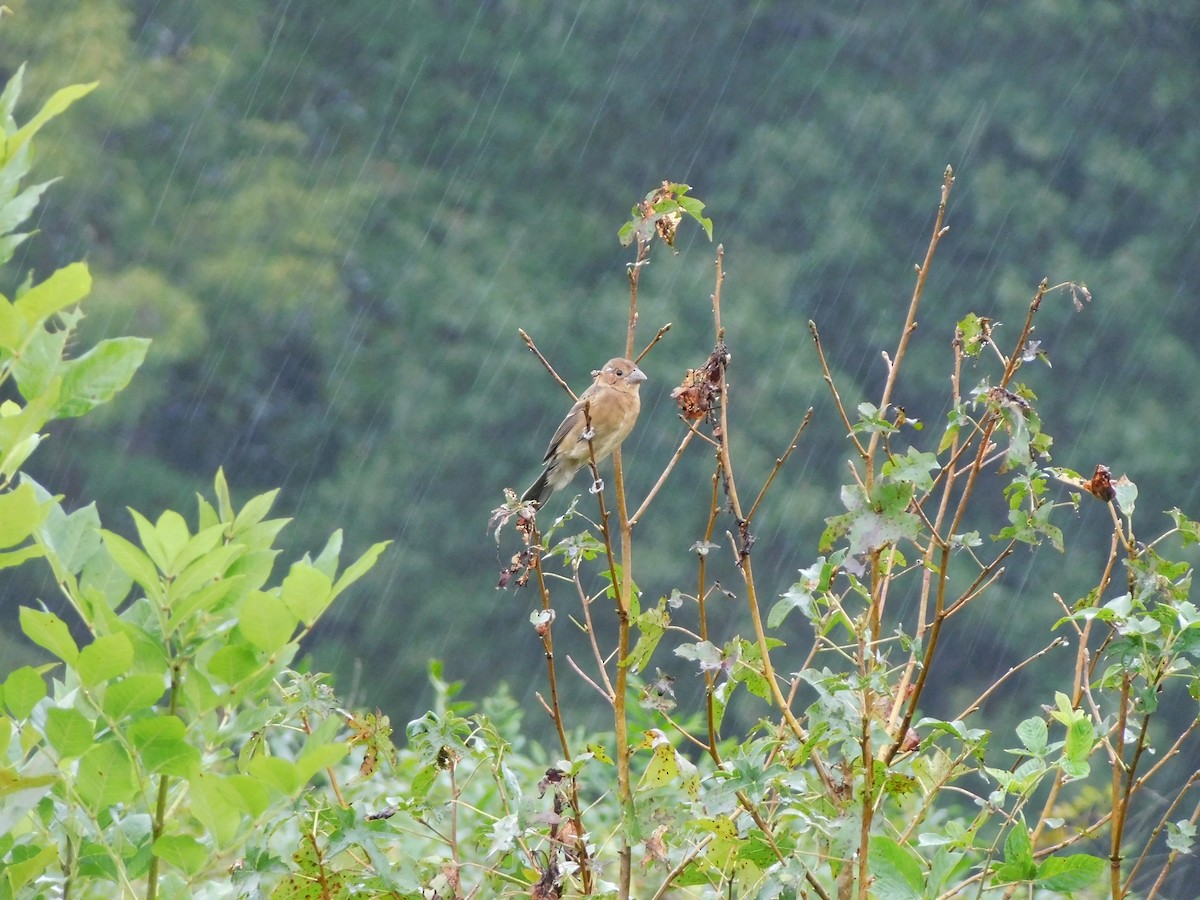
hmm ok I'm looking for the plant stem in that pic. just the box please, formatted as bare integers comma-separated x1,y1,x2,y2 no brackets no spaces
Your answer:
864,165,955,480
145,663,181,900
614,231,651,900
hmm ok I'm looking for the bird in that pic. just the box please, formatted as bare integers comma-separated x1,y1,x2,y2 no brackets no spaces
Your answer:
522,357,647,505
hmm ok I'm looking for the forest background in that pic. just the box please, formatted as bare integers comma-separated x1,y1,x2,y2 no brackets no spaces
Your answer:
3,0,1199,750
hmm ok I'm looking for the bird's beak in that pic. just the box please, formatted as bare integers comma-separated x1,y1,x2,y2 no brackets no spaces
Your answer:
629,366,647,384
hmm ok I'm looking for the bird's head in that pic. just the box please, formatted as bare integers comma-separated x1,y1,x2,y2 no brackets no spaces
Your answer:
596,357,646,388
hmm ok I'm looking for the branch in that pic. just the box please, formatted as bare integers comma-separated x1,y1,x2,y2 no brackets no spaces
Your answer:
519,328,577,400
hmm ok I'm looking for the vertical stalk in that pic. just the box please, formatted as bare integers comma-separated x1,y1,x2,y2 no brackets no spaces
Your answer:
864,166,955,483
531,536,593,892
1111,674,1131,899
614,232,650,899
613,449,634,899
145,662,181,900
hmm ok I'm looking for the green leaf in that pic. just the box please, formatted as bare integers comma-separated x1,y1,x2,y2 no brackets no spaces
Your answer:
128,508,169,572
295,742,349,784
1113,477,1137,516
0,386,59,478
7,82,99,160
769,558,834,628
1035,853,1106,891
213,468,235,524
1063,715,1094,764
0,481,49,548
167,575,245,635
1169,508,1200,547
3,666,46,719
44,706,94,759
152,834,209,877
54,335,151,417
238,591,296,653
19,606,78,664
0,844,58,897
128,716,200,777
674,640,725,673
279,562,333,626
1015,717,1048,756
676,194,714,239
226,548,280,594
622,601,668,673
956,313,992,357
309,528,343,578
0,63,26,123
223,774,270,817
77,633,135,688
103,673,167,720
639,742,680,790
7,306,71,398
1166,820,1196,854
869,835,925,899
153,509,190,570
247,756,301,795
881,447,940,491
76,740,135,811
13,261,91,324
0,181,52,251
168,522,227,576
36,496,102,576
232,488,280,533
80,545,135,615
189,772,244,849
101,529,162,600
1002,824,1035,879
0,230,32,268
167,541,243,603
206,644,261,687
0,542,44,571
331,539,391,598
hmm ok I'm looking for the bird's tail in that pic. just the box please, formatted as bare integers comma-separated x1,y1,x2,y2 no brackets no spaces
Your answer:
522,469,551,505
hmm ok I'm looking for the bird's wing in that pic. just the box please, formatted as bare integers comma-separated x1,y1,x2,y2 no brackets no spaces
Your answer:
542,398,586,464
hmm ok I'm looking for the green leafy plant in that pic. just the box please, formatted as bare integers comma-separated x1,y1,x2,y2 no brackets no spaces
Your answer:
0,68,395,899
479,169,1200,898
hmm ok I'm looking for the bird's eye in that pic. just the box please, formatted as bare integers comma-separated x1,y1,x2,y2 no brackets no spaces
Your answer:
615,367,625,376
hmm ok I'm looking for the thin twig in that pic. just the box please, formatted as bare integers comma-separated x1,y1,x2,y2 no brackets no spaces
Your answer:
1143,777,1200,899
635,322,672,364
565,655,615,703
808,319,867,461
865,165,955,474
572,567,616,699
630,428,696,527
955,637,1067,721
519,328,577,399
745,408,813,525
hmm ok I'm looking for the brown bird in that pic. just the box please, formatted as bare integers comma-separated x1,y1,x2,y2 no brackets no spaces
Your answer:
523,357,647,505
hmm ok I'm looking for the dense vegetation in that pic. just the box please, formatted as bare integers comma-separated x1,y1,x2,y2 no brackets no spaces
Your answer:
3,2,1199,722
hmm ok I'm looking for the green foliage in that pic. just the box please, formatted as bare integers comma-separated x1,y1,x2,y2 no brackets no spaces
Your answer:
0,65,404,898
461,174,1200,897
5,466,394,895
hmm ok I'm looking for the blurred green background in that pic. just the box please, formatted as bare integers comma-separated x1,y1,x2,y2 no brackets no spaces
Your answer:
3,1,1199,744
